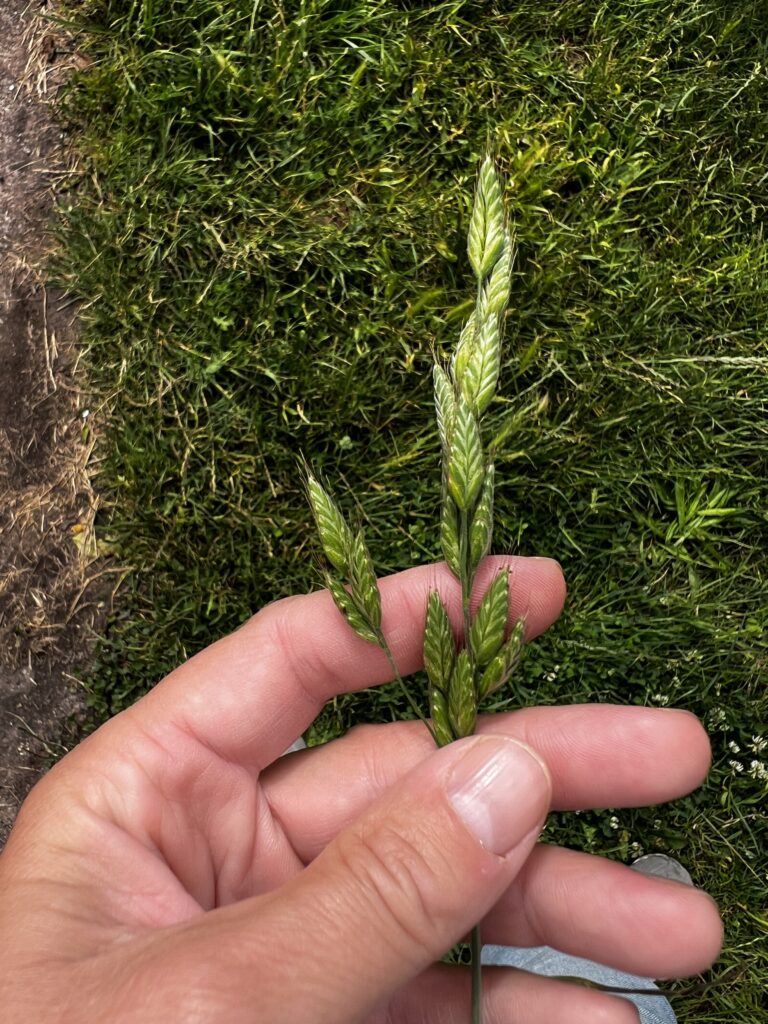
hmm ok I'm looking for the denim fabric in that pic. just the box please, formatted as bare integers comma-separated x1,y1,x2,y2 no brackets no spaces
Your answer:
482,944,677,1023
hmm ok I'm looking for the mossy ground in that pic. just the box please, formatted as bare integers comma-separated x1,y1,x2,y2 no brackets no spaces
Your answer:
57,1,766,1015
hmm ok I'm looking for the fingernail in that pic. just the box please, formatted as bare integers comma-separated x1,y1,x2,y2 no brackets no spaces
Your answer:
446,737,550,857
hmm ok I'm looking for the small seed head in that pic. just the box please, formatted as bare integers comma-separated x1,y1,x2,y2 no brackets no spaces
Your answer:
349,529,381,630
423,591,456,695
307,473,356,575
468,156,506,281
440,495,462,578
470,570,509,667
448,648,477,737
469,464,495,569
433,363,458,454
430,686,455,747
446,399,485,511
325,576,380,646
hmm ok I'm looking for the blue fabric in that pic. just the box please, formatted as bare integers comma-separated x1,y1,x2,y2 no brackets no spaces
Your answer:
482,944,677,1023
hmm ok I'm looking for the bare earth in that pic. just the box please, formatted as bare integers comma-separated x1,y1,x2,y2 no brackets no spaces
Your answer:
0,1,100,846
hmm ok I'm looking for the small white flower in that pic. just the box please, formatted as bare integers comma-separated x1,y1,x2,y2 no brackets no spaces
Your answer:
728,741,741,754
729,760,744,774
708,707,727,730
652,693,670,706
748,760,768,782
609,815,620,830
750,735,767,754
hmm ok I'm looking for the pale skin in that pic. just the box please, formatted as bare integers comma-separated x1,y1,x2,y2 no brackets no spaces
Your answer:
0,556,722,1023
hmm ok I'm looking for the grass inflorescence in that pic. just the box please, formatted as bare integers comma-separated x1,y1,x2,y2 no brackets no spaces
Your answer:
57,1,767,1017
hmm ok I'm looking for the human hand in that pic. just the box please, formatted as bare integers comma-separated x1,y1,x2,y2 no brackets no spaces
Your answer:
0,557,721,1023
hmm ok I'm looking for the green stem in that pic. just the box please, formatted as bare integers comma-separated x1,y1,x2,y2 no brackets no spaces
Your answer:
458,506,482,1024
470,924,483,1024
376,631,438,745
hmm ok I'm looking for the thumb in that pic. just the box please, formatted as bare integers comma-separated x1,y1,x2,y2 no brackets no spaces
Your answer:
182,735,551,1023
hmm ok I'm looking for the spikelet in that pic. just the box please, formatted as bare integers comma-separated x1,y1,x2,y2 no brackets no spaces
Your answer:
467,156,506,281
434,363,458,454
423,591,456,695
477,617,526,700
484,232,513,319
440,496,462,578
446,398,485,511
325,576,380,646
448,649,476,737
452,310,477,391
469,570,509,667
469,464,494,569
429,687,454,747
307,473,356,575
349,529,381,630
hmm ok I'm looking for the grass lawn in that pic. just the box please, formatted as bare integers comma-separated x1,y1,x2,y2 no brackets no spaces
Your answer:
57,1,766,1016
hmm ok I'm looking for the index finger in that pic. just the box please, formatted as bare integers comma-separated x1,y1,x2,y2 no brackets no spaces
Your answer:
132,556,566,769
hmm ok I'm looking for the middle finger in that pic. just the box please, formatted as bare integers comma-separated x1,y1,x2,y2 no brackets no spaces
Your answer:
262,704,711,861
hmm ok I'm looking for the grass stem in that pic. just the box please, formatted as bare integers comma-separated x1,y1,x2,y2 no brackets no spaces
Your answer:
470,924,483,1024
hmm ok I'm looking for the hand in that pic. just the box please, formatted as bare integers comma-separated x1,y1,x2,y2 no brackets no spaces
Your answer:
0,557,721,1023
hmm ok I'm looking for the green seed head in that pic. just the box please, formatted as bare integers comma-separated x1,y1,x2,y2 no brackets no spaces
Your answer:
440,495,462,578
433,363,458,454
477,616,526,699
446,398,485,511
349,529,381,630
469,570,509,667
448,648,477,737
467,156,506,281
429,686,455,747
469,464,495,569
484,232,513,320
423,591,456,694
307,472,356,575
452,310,477,390
325,576,380,646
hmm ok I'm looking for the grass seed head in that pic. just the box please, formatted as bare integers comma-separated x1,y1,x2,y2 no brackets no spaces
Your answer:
440,496,462,578
452,310,477,390
349,529,382,630
448,648,477,737
325,575,380,646
307,472,356,576
460,312,502,416
446,398,485,511
478,616,526,699
424,591,456,694
469,569,509,667
484,232,513,320
433,362,458,454
429,685,454,747
470,464,495,569
467,156,506,281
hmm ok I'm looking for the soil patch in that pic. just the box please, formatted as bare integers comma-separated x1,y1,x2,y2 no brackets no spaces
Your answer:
0,1,101,846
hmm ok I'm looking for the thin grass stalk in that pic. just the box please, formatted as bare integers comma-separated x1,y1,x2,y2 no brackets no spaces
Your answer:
307,157,519,1024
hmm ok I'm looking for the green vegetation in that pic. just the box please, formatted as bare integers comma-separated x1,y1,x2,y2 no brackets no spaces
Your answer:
58,1,766,1017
